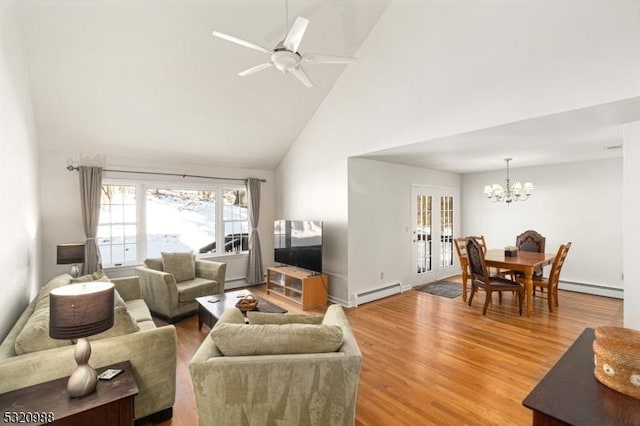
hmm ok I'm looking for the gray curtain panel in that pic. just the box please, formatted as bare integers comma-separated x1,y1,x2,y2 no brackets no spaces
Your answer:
79,166,103,274
246,178,264,284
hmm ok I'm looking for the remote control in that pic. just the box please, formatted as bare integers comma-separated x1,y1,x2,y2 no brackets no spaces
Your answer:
98,368,123,380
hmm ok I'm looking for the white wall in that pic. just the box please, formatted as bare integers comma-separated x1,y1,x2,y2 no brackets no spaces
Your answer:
347,158,460,305
38,149,276,287
462,159,623,295
277,1,640,302
0,1,40,340
623,122,640,329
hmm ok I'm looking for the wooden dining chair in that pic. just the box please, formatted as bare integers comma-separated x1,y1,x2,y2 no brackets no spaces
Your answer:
516,230,546,254
507,230,546,281
468,235,507,279
455,236,493,279
454,237,468,263
514,242,572,313
454,238,469,299
465,237,524,316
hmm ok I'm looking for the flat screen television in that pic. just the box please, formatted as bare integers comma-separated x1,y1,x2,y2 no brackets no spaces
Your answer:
274,220,322,273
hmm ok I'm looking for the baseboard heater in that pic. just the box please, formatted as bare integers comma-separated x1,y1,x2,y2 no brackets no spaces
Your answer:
353,282,402,307
559,280,623,299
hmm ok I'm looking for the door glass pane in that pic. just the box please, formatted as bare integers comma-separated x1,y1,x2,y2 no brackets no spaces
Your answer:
416,194,432,274
440,196,454,268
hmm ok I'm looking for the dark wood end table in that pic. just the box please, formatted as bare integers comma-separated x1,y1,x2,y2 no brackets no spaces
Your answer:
196,289,288,330
0,360,138,425
523,328,640,425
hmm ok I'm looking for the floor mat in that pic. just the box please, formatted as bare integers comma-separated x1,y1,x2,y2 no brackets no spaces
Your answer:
414,280,463,299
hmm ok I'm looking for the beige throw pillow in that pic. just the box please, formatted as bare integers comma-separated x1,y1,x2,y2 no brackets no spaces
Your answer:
70,270,107,283
14,303,72,355
114,289,126,307
144,258,163,271
215,307,245,325
247,312,323,325
210,323,344,356
14,284,135,355
89,306,140,341
161,252,196,283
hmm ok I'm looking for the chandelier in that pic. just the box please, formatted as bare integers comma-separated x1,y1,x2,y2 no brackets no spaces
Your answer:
483,158,534,203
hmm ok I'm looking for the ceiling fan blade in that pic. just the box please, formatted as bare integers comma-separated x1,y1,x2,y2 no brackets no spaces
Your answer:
283,17,309,53
238,62,273,77
212,31,271,54
290,65,314,88
302,54,357,64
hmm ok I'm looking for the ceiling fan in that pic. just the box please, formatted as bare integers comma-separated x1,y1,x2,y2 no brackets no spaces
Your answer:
211,3,356,88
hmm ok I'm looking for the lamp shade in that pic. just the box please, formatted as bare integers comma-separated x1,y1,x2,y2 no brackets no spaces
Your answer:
57,243,85,265
49,282,114,339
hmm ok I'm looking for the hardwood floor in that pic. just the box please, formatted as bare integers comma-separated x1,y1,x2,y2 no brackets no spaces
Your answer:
149,280,622,426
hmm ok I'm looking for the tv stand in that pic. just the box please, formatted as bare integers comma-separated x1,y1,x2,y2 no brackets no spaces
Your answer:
266,266,328,310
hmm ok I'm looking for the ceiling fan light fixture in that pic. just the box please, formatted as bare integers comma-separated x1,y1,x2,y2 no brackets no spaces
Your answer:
271,50,300,72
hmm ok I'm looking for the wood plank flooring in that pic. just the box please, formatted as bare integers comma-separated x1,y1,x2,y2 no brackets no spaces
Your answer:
149,280,622,426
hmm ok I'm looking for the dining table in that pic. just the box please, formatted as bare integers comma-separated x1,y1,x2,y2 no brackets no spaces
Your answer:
462,249,556,317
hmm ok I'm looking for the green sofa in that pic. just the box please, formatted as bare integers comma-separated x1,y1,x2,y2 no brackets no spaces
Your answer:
0,273,177,423
189,304,363,426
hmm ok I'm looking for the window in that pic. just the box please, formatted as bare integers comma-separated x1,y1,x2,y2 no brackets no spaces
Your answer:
98,185,137,266
98,180,248,267
223,189,248,253
146,188,216,258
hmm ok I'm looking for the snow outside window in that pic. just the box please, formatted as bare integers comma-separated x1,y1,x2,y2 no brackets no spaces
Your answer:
98,184,137,266
145,188,216,258
98,181,248,267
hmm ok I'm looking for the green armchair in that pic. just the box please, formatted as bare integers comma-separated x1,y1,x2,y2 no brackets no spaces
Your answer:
189,304,362,426
135,253,226,322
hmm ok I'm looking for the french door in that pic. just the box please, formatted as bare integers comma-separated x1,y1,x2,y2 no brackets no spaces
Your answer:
411,185,459,284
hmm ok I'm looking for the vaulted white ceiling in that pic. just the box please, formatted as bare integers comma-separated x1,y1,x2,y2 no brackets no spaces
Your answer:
17,0,391,170
16,1,639,174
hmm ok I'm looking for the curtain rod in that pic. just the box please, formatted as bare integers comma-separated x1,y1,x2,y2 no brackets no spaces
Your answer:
66,165,266,183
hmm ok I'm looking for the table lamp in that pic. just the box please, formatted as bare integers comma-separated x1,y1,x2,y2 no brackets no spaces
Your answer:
56,243,85,278
49,281,114,398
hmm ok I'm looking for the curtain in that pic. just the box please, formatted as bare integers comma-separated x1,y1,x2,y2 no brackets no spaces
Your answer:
79,166,103,274
246,178,264,284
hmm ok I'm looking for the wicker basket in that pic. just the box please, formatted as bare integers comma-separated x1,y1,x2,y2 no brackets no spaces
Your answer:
235,294,259,312
593,326,640,399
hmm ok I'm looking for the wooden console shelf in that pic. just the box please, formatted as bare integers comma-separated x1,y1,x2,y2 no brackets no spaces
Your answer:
266,266,328,310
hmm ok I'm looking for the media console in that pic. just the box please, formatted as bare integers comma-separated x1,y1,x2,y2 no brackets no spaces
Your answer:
266,266,328,310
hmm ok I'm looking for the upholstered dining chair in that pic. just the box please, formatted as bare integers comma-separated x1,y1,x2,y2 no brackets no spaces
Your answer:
505,229,547,281
514,242,572,313
458,235,503,278
516,230,546,254
466,237,524,316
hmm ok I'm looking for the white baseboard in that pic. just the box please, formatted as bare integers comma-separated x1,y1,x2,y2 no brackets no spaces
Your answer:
558,280,623,299
224,278,256,290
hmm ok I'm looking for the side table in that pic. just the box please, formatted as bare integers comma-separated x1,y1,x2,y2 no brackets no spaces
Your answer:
523,328,640,425
0,361,138,426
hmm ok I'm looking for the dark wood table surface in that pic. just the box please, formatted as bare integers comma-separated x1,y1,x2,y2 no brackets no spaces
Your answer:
484,249,556,316
196,289,287,329
523,328,640,425
0,360,138,425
